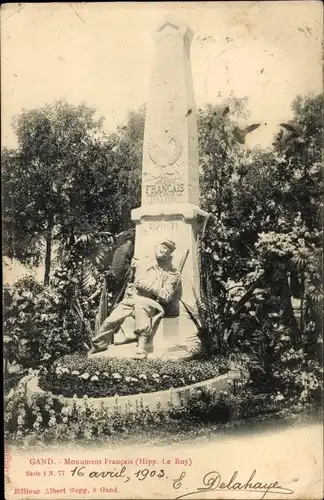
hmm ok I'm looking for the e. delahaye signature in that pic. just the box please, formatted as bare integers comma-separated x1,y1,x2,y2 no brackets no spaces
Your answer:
173,469,294,500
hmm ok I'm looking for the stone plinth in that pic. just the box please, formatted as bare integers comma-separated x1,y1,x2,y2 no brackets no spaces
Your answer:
132,204,207,359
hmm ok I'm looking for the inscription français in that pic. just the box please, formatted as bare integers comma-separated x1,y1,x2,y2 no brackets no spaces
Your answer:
145,181,185,204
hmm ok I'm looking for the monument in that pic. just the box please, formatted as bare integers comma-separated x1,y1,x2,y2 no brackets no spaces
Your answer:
93,15,208,360
130,16,208,358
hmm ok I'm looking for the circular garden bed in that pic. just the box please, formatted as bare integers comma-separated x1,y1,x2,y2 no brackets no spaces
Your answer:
39,353,229,398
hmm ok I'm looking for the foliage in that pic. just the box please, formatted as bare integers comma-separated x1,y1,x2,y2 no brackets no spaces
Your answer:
3,232,131,371
3,93,323,399
38,353,228,398
198,98,249,218
268,333,323,406
196,93,323,365
3,276,90,368
55,230,115,301
183,271,265,358
5,372,320,447
2,101,105,282
2,101,142,283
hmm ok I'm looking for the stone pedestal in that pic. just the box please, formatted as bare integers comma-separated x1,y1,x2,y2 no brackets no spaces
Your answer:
131,204,207,358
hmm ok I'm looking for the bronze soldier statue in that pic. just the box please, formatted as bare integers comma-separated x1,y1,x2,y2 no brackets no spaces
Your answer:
89,240,181,359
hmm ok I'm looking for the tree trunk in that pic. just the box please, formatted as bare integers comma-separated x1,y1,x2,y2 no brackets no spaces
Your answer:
4,357,8,379
280,271,301,346
299,269,305,336
43,214,53,285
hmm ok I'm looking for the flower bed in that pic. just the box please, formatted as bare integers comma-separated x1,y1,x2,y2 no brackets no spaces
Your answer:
39,353,229,398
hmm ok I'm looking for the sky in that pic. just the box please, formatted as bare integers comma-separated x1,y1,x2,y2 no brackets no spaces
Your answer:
1,1,323,152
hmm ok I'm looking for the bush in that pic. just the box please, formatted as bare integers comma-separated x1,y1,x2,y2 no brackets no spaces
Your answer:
4,370,29,395
271,338,323,407
3,276,89,369
241,323,323,406
38,353,229,398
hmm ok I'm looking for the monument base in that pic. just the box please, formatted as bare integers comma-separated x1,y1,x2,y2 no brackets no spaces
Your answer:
96,305,199,361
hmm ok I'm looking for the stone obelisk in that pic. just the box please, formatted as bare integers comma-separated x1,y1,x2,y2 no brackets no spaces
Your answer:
131,17,208,359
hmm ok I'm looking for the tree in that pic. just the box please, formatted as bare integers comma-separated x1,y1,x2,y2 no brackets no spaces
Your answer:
273,93,323,232
198,96,250,218
3,100,105,283
2,101,143,285
197,93,322,361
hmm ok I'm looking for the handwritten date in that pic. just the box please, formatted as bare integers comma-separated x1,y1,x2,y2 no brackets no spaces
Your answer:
70,466,165,483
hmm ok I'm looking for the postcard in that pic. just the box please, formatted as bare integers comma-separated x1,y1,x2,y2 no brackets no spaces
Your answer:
2,2,323,499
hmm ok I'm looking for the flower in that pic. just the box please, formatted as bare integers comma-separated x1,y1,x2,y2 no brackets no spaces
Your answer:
72,370,80,376
138,374,147,380
275,392,285,401
65,406,73,416
17,416,24,426
112,373,122,380
125,377,131,383
49,417,56,426
80,373,90,380
90,375,99,382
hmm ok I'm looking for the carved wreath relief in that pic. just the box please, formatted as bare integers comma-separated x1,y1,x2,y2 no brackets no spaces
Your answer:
145,91,185,204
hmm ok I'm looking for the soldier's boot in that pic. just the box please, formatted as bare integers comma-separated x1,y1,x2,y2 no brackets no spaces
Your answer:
134,335,153,360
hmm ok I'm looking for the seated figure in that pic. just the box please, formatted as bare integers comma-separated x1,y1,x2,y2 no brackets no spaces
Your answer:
89,240,181,359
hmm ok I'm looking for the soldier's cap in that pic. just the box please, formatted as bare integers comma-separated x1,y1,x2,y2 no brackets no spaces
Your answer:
161,240,176,253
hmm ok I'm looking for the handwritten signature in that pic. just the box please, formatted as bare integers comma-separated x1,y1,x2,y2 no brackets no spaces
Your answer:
174,470,294,500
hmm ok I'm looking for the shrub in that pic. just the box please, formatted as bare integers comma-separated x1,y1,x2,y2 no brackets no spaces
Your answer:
4,370,29,395
38,353,229,398
271,339,323,407
3,276,89,369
